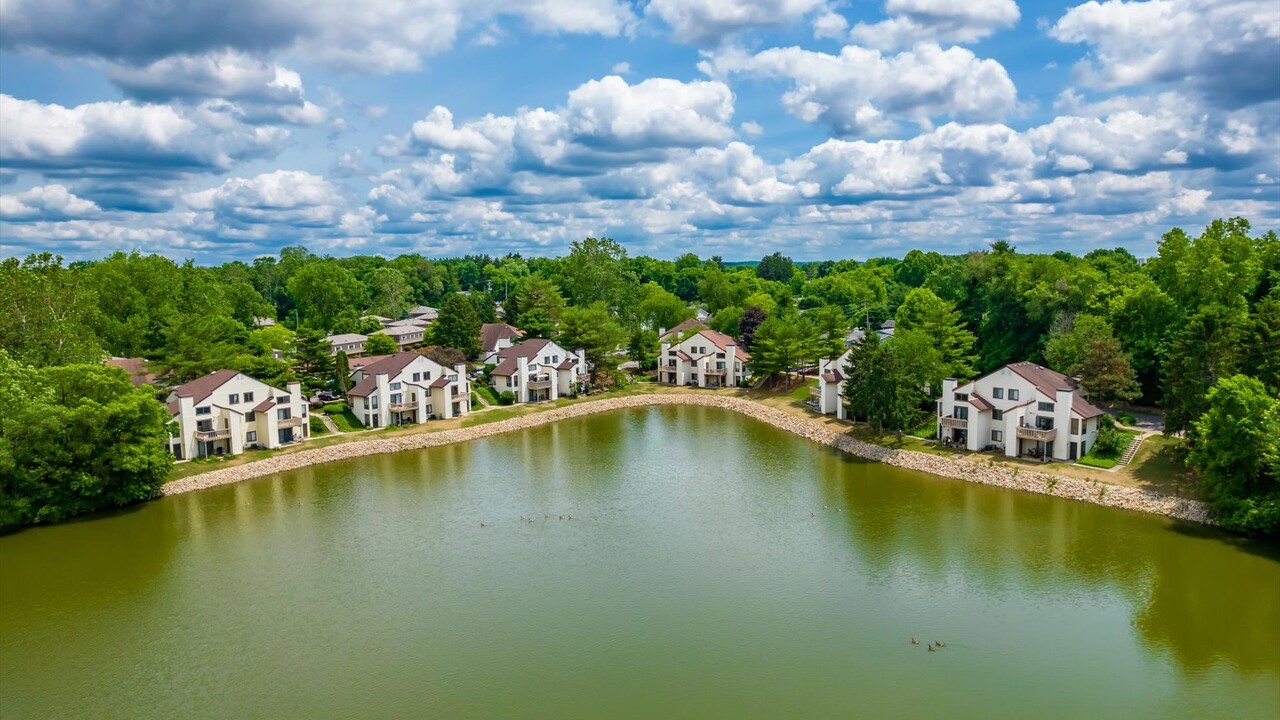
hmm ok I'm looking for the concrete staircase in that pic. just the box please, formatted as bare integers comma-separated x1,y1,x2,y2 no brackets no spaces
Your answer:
1117,434,1144,466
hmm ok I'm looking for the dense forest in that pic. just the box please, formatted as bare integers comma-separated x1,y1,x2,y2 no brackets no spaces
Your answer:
1,217,1277,534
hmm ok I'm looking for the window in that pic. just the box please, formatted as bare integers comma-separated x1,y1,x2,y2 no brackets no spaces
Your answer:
390,393,402,404
301,406,307,416
954,392,969,402
1008,389,1019,401
992,409,1003,421
277,408,291,420
1071,418,1080,434
370,396,379,409
196,406,211,415
991,430,1002,442
1038,402,1055,412
246,431,257,443
276,395,289,403
992,387,1003,399
953,407,969,420
716,352,725,359
512,375,519,386
424,371,432,380
228,393,239,404
412,373,420,382
448,374,457,382
244,392,254,403
390,382,402,391
245,411,256,422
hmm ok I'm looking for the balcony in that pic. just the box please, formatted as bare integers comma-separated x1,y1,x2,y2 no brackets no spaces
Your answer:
194,427,232,440
278,417,305,428
527,375,553,390
1016,425,1057,441
939,416,968,430
389,401,417,412
704,367,727,376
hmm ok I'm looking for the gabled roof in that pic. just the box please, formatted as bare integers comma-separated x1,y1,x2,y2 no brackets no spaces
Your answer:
106,357,162,387
171,370,242,404
383,324,425,338
252,398,276,413
490,338,558,376
350,354,393,371
407,305,439,318
429,376,451,388
969,392,993,412
556,358,578,371
385,317,430,328
481,323,524,353
660,318,706,341
679,328,751,362
325,333,367,345
822,369,843,383
968,361,1107,419
348,352,424,397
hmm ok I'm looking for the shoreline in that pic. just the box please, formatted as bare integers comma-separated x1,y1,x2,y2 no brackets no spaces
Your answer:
160,394,1212,525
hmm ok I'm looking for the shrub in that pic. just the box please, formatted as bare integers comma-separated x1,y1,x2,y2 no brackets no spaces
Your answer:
1116,411,1137,426
1093,421,1127,457
309,415,328,435
498,390,516,405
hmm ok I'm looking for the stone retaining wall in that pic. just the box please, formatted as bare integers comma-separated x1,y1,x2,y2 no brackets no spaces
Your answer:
161,394,1212,525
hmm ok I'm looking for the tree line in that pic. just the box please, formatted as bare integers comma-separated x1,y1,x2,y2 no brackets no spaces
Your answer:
1,219,1276,534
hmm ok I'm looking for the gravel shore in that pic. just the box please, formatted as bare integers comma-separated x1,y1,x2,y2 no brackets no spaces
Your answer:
161,394,1212,525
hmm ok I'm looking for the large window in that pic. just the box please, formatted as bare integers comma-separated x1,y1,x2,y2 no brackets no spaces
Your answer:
1038,401,1055,412
991,430,1002,442
1008,389,1019,401
246,431,257,443
1071,418,1080,434
390,382,402,391
992,387,1003,399
195,406,211,415
954,392,969,402
390,393,402,404
245,411,255,422
953,407,969,420
277,408,291,420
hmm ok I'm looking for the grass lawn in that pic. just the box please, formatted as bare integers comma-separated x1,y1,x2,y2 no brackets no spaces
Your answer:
906,419,936,439
474,385,500,405
1077,429,1140,469
321,402,365,432
1125,434,1200,497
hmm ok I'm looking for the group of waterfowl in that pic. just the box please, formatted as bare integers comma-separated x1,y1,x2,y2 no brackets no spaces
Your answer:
911,638,947,652
480,514,575,527
811,504,843,517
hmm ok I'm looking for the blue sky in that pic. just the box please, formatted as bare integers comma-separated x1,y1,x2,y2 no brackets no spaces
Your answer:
1,0,1277,262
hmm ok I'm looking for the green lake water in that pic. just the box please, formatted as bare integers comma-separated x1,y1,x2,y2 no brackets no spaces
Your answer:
1,406,1278,719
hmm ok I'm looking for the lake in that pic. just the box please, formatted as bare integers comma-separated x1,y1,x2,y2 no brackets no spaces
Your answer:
1,405,1277,719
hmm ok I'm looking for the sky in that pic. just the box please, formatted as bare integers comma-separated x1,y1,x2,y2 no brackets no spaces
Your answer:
0,0,1277,263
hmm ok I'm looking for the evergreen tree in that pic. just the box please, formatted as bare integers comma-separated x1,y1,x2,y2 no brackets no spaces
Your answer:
432,294,482,358
1162,305,1248,437
559,303,626,386
334,351,352,394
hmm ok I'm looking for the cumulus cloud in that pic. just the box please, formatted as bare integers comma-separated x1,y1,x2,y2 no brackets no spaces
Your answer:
700,43,1017,136
185,170,345,228
104,51,326,125
850,0,1020,49
1050,0,1280,107
0,0,636,73
0,94,286,177
646,0,827,45
0,185,101,221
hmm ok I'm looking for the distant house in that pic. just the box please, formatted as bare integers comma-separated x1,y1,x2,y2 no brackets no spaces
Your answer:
406,305,439,323
938,362,1105,461
480,323,524,364
346,352,470,427
253,316,276,328
657,326,750,388
658,318,706,343
383,324,427,349
363,314,393,326
324,333,367,356
166,370,309,460
106,356,163,388
490,339,587,403
695,308,711,322
816,322,899,419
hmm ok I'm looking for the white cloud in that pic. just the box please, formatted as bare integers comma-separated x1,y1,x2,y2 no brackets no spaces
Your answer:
566,76,735,149
850,0,1020,49
611,61,632,75
0,184,101,220
0,94,286,176
700,43,1017,136
740,121,764,136
185,170,345,227
646,0,827,45
812,9,849,39
1050,0,1280,107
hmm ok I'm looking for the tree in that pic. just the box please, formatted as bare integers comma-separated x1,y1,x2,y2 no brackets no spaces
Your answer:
294,330,335,389
367,267,411,319
0,353,173,532
159,315,247,382
559,303,627,385
1162,305,1248,436
738,306,768,351
750,316,817,387
514,276,565,339
1246,293,1280,394
628,328,659,371
1188,375,1280,536
1044,313,1113,372
1075,337,1140,404
364,333,397,355
698,265,739,313
334,351,352,393
756,252,794,282
432,294,482,358
896,287,977,380
808,306,848,360
286,261,366,330
0,254,104,366
560,237,635,311
710,307,743,336
637,283,693,330
1108,277,1180,401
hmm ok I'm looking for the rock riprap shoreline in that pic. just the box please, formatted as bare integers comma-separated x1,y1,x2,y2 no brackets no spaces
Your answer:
161,394,1212,525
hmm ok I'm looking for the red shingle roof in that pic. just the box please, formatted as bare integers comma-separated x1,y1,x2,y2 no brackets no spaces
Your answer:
171,370,242,404
490,338,555,376
481,323,524,353
660,318,706,341
348,352,423,397
1005,362,1105,418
